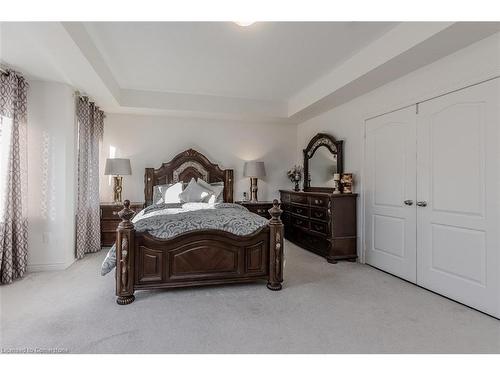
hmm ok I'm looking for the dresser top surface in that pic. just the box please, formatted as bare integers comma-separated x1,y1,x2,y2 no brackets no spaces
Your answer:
279,190,358,198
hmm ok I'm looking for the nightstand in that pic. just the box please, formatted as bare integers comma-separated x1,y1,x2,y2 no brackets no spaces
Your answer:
235,201,274,219
100,202,144,247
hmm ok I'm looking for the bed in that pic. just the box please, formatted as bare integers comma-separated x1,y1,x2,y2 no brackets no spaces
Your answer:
107,148,284,305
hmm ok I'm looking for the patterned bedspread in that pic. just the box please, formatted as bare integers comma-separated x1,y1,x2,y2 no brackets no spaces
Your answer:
101,202,269,275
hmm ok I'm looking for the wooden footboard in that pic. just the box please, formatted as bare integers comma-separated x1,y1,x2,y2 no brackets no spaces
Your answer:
115,200,284,305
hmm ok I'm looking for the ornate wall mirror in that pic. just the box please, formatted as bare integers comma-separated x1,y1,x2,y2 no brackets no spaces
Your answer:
303,133,343,191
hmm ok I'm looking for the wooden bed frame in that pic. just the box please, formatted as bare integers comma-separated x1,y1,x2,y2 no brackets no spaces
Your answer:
115,149,284,305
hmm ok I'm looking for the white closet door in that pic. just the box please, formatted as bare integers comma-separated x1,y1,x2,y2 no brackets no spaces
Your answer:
365,107,417,282
417,79,500,317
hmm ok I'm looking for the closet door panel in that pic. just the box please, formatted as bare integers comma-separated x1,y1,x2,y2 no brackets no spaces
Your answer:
417,79,499,317
365,107,417,282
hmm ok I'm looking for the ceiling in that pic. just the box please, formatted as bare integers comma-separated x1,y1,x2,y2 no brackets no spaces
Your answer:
84,22,396,101
2,22,499,122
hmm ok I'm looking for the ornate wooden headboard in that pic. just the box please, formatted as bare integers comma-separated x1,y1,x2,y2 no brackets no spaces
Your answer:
144,148,234,206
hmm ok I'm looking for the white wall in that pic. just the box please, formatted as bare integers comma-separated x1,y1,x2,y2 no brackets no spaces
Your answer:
296,32,500,261
27,80,77,271
100,114,297,203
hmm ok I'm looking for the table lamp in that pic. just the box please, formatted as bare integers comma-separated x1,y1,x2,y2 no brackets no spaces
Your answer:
104,158,131,203
243,161,266,202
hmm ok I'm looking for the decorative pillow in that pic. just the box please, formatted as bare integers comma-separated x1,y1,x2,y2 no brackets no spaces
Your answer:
196,179,224,203
152,184,166,204
152,182,183,204
163,182,183,203
211,182,224,203
179,178,213,203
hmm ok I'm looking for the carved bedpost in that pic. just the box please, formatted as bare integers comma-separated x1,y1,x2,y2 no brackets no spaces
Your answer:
116,200,136,305
267,199,284,291
144,168,155,207
224,169,234,203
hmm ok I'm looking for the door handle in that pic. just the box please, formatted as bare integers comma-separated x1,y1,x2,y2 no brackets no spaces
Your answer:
416,201,427,207
404,200,413,206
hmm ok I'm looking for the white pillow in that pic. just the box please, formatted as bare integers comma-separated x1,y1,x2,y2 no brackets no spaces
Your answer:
197,179,224,203
152,182,183,204
179,178,213,203
163,182,183,203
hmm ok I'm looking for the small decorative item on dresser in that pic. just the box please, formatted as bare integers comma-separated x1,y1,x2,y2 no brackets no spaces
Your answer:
235,200,274,219
287,165,303,192
333,173,341,194
341,173,353,194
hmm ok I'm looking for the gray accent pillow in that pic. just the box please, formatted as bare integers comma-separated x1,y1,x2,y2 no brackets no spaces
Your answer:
179,178,213,203
197,179,224,203
152,184,169,204
211,182,224,203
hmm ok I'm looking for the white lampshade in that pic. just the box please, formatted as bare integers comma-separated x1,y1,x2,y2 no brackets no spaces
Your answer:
104,158,132,176
243,161,266,178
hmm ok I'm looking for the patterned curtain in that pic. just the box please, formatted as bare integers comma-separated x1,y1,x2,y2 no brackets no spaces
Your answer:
75,97,104,259
0,69,29,284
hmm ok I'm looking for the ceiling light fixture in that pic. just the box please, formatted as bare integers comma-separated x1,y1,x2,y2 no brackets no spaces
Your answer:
235,21,256,27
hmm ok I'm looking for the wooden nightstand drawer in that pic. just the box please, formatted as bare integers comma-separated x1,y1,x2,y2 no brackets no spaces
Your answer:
101,206,121,220
100,202,143,247
101,220,121,232
235,201,273,219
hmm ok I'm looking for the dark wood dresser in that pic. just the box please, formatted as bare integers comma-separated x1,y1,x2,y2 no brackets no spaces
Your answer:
279,190,357,263
100,202,143,247
235,201,273,219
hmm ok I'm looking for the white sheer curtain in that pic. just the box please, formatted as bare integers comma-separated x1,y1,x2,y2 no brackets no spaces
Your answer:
0,69,28,284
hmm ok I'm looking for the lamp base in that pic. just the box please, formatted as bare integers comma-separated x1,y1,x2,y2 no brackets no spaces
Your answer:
113,176,123,203
250,177,259,202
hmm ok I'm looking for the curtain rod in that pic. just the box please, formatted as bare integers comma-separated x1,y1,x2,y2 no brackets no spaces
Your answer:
74,91,107,118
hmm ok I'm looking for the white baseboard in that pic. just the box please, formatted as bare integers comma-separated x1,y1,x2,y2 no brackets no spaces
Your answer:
27,259,75,272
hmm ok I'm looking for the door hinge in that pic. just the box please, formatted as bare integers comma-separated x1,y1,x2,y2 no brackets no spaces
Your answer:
416,103,419,114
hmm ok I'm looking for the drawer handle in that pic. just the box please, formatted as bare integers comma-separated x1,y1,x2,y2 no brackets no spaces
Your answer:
313,224,323,231
314,212,323,218
112,211,118,216
314,199,322,205
296,220,304,225
296,208,303,214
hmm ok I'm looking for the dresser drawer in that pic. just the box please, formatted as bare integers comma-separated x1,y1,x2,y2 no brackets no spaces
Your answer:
281,211,291,226
290,194,308,205
294,229,330,256
280,192,291,203
310,196,329,207
292,216,309,229
291,205,309,217
310,220,328,235
310,207,328,222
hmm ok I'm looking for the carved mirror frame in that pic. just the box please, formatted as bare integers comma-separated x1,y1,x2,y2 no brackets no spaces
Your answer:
303,133,343,192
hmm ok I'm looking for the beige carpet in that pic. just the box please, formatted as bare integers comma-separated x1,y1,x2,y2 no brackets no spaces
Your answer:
1,241,499,353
